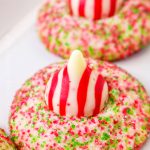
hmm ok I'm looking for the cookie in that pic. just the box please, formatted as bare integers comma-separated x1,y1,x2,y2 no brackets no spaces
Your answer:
37,0,150,61
9,50,150,149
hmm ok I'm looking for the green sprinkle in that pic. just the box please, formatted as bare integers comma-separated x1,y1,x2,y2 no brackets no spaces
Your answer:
113,106,119,113
141,28,147,35
127,147,133,150
122,74,127,80
38,127,45,134
123,127,128,133
31,136,38,143
141,125,146,130
25,80,32,86
104,117,110,122
98,117,102,120
105,32,111,38
138,88,145,100
48,36,52,42
145,117,148,121
94,128,97,132
31,124,35,128
11,136,18,142
128,25,133,30
55,136,62,143
81,118,85,122
135,133,140,144
98,116,110,122
72,138,78,147
40,111,45,115
120,13,125,18
47,120,52,126
36,103,42,110
34,86,40,91
11,130,17,134
97,51,102,57
111,139,119,148
118,35,123,40
56,39,61,46
88,46,95,56
64,146,70,150
63,32,69,39
111,89,120,97
16,106,20,112
11,120,16,126
54,47,58,53
132,8,139,14
33,115,38,122
109,97,115,104
65,42,70,47
41,141,46,148
101,132,110,141
126,108,133,115
71,124,76,129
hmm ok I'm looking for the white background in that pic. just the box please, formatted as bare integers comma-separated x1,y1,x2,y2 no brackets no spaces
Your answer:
0,0,42,38
0,1,149,149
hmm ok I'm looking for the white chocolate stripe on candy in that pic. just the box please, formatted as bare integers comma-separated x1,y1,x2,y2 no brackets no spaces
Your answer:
102,0,111,18
101,82,108,110
84,71,98,117
70,0,80,16
84,0,95,20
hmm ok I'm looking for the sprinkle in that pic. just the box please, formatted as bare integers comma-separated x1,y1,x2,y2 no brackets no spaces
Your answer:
71,124,76,129
101,132,110,141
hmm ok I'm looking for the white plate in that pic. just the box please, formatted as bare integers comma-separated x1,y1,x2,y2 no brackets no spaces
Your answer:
0,21,149,150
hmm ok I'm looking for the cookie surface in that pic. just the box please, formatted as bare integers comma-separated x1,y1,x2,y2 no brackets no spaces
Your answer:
37,0,150,61
9,60,150,149
0,128,16,150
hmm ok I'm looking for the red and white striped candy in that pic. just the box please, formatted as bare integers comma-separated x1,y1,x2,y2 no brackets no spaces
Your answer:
68,0,123,20
45,50,108,117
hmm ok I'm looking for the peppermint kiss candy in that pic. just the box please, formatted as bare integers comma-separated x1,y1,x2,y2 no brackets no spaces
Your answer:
45,50,108,117
68,0,123,20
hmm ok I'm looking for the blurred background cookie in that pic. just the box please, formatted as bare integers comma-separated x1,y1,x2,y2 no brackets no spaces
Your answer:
37,0,150,61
